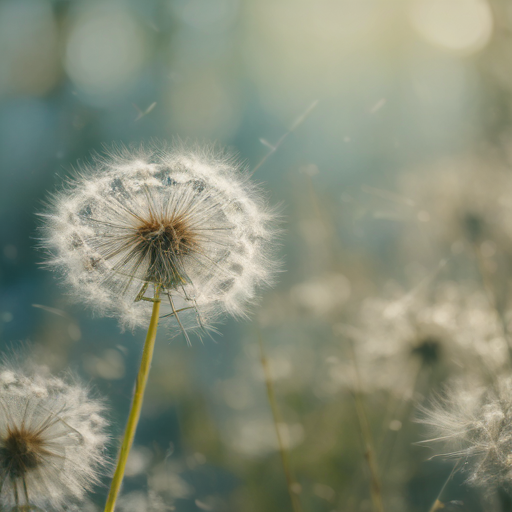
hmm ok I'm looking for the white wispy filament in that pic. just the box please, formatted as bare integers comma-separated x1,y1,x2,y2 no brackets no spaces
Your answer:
420,376,512,493
41,144,277,336
0,366,108,510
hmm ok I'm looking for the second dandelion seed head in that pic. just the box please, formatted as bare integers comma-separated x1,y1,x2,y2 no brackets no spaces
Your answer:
0,365,108,510
42,144,278,334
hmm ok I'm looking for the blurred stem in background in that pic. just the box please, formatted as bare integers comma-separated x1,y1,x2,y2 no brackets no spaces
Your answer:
346,335,385,512
104,287,161,512
377,360,423,472
258,331,303,512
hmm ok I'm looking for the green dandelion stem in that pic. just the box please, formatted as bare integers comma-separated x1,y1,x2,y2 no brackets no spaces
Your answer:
104,287,161,512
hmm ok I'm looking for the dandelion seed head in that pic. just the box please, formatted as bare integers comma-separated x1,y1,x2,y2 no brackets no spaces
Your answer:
333,283,509,395
398,155,512,259
0,366,108,510
420,375,512,493
41,143,278,334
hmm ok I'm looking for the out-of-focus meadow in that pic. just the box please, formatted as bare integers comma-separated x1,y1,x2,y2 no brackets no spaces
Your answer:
3,0,512,510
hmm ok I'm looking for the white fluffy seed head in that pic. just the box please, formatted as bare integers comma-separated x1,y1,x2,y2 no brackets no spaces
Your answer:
0,365,109,510
40,143,278,335
419,375,512,494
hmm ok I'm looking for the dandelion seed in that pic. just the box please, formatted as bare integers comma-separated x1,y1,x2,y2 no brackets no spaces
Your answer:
0,365,108,511
41,143,277,335
419,375,512,494
369,98,386,114
133,102,157,121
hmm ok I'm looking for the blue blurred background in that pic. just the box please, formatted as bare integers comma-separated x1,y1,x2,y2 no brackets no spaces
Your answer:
0,1,510,511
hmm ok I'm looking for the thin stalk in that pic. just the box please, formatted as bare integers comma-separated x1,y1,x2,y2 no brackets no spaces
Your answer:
257,332,303,512
498,486,512,512
252,100,318,173
428,462,458,512
347,339,385,512
104,288,161,512
378,359,424,473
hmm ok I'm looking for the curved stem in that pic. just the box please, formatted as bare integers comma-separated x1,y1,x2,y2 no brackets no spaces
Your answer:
104,291,161,512
428,462,459,512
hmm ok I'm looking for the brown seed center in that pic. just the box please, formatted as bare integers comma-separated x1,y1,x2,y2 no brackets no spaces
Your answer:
137,218,194,256
0,427,44,478
135,217,198,287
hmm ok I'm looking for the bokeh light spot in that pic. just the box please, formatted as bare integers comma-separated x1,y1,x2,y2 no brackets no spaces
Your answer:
410,0,493,54
65,6,146,102
165,70,240,139
172,0,238,32
0,0,58,97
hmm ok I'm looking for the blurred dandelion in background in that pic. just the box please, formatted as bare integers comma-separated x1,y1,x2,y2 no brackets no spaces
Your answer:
397,155,512,262
335,283,510,397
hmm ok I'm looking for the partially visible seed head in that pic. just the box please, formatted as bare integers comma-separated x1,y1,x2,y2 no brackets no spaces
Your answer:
419,375,512,495
0,366,108,511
